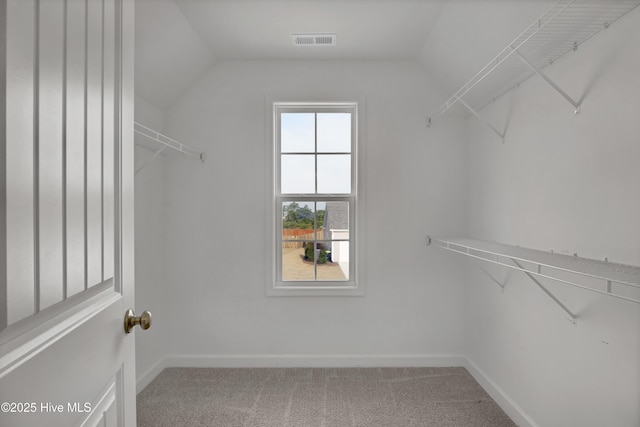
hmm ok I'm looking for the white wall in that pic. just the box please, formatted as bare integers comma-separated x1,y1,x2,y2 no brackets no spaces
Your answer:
135,0,215,110
465,8,640,427
132,8,640,424
134,95,170,384
159,60,469,362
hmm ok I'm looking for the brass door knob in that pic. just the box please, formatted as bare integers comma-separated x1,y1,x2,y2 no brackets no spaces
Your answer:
124,309,152,334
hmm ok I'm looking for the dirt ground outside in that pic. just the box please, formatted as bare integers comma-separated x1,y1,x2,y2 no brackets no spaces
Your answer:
282,247,347,281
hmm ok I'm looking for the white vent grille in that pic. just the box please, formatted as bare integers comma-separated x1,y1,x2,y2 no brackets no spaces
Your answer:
292,33,336,47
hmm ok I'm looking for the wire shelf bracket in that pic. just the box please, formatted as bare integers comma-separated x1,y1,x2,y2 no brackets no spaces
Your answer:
459,98,505,143
513,50,581,115
134,122,205,175
428,236,640,323
135,145,166,175
510,257,577,324
426,0,640,141
477,265,506,292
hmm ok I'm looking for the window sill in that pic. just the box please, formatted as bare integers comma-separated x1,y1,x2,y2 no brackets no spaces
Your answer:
266,282,365,297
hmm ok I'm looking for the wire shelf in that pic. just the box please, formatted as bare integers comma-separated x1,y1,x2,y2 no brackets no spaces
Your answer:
429,237,640,305
133,122,205,174
134,122,204,160
429,0,640,122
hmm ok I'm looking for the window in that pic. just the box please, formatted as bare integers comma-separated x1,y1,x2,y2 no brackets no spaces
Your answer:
271,102,361,295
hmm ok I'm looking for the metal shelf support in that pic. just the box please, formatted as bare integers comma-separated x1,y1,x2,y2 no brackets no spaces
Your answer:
427,97,505,143
458,98,505,143
135,146,166,175
514,50,581,114
478,266,506,292
511,258,577,324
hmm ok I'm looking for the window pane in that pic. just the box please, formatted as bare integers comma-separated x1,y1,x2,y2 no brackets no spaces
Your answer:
281,113,314,153
321,201,349,234
317,155,351,194
317,113,351,153
281,155,314,194
282,243,314,281
317,241,349,281
282,201,315,232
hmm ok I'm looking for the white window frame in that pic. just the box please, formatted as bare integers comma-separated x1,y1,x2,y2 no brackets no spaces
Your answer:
267,101,365,296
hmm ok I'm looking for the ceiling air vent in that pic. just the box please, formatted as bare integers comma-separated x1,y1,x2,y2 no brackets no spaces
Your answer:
292,33,336,47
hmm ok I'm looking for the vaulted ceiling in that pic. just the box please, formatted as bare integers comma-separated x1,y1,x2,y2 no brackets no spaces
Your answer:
134,0,571,111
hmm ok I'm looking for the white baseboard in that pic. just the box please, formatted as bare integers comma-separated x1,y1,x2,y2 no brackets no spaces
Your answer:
136,353,538,427
464,358,538,427
163,353,466,369
136,357,169,394
137,353,464,392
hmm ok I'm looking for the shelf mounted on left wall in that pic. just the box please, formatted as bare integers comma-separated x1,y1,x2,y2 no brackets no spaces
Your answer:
134,122,206,175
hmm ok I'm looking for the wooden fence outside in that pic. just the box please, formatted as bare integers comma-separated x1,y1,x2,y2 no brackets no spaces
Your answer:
282,229,324,248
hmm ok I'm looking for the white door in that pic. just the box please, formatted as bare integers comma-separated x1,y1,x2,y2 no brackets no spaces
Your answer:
0,0,137,426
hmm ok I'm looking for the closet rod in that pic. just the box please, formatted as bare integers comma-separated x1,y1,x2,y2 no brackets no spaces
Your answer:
134,122,205,162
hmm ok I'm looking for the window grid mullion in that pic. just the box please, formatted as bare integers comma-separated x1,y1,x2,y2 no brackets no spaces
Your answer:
313,200,317,281
314,113,318,280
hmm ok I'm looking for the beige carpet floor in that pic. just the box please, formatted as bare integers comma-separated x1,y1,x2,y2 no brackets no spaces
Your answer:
137,367,516,427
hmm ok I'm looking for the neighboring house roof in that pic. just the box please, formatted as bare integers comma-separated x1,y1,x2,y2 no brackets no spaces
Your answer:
323,202,349,231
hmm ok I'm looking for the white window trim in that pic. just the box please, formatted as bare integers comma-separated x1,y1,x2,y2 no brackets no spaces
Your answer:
265,97,366,297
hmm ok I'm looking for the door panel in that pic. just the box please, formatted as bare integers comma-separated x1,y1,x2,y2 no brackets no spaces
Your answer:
38,0,65,310
82,375,119,427
65,0,87,299
86,0,106,289
2,0,119,326
103,0,116,283
0,0,135,425
1,294,124,426
4,0,36,328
